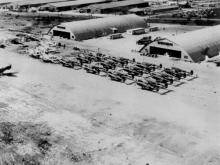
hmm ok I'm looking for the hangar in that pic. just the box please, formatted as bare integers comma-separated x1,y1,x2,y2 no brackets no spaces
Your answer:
49,14,148,40
142,25,220,62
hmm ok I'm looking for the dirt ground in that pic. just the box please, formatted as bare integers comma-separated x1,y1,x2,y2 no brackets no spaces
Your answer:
0,14,220,165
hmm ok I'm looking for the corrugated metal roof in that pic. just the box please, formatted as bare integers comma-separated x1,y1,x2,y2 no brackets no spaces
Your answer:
48,0,108,8
13,0,75,6
87,0,148,10
53,14,147,40
168,25,220,62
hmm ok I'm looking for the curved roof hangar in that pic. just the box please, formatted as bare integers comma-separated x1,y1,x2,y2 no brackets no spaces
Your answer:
52,14,147,40
169,25,220,62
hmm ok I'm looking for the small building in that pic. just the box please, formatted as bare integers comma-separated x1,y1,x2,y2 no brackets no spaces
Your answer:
127,28,146,35
140,25,220,62
109,33,123,40
149,26,159,32
84,0,149,14
49,14,148,40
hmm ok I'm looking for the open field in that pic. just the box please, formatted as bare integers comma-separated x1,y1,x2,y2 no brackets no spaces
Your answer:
0,15,220,165
0,44,220,165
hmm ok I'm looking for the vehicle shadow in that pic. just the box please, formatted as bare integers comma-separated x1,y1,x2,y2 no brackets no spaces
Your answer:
1,72,18,77
159,89,174,95
173,82,186,87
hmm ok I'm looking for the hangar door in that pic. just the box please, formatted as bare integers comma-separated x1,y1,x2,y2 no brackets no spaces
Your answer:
53,30,71,39
150,46,181,58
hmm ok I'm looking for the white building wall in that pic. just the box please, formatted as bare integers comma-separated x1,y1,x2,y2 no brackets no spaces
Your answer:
50,26,75,39
147,39,193,62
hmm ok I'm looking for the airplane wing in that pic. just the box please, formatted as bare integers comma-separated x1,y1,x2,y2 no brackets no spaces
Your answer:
0,64,12,73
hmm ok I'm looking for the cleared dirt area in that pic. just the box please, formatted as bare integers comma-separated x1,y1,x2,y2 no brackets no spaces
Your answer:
0,46,220,165
0,14,220,165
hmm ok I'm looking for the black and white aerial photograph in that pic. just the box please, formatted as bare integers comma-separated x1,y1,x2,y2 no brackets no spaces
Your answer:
0,0,219,164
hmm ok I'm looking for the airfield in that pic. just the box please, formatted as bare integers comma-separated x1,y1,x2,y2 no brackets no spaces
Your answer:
0,14,220,165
